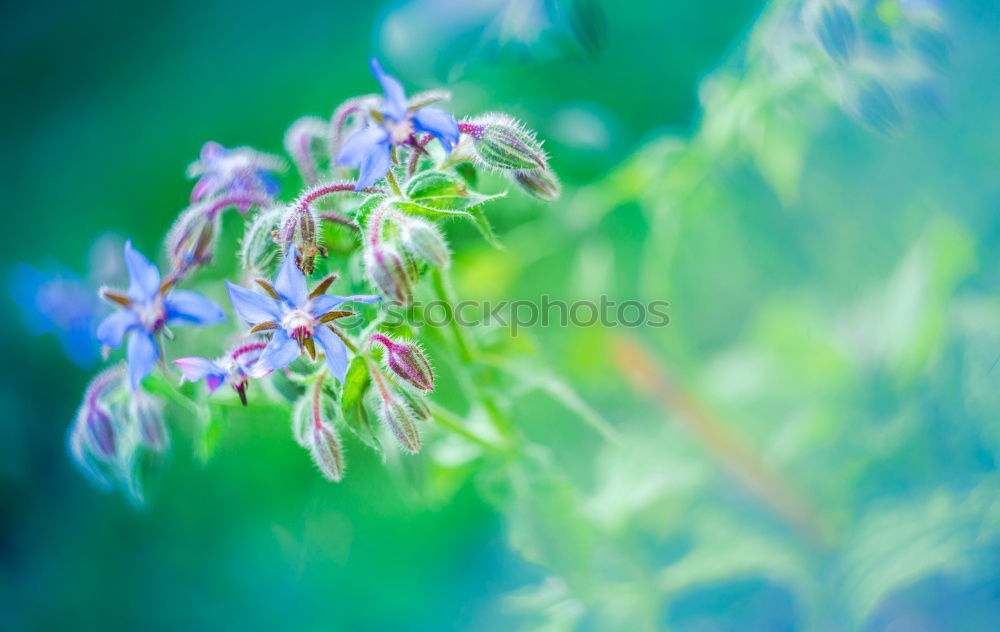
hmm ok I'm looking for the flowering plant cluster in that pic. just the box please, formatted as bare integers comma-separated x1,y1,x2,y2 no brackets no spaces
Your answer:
68,58,559,500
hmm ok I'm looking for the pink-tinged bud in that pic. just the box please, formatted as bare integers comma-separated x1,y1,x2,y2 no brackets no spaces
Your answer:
84,405,116,460
399,388,432,421
398,215,451,269
364,243,413,304
165,204,220,276
466,113,548,171
309,422,346,482
369,366,421,453
370,334,434,391
284,116,328,186
381,396,421,453
510,168,562,201
75,364,128,461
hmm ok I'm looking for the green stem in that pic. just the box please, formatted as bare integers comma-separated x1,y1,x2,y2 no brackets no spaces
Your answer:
429,268,474,362
429,402,506,454
428,268,516,441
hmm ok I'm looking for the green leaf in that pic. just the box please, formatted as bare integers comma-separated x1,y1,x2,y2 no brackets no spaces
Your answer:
353,193,387,229
340,355,371,416
195,402,227,464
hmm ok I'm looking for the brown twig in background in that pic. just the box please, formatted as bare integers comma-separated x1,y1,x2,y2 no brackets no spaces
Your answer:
612,335,830,547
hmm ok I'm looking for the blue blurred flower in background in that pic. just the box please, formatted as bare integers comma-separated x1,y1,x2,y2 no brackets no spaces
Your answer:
10,263,104,367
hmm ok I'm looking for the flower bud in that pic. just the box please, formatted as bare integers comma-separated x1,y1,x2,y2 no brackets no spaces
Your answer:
370,369,421,453
509,168,562,201
84,404,116,460
165,204,220,276
814,2,856,64
465,114,548,171
284,116,328,185
310,421,346,482
238,207,282,282
370,334,434,391
279,205,323,274
74,364,128,462
398,215,451,269
364,243,413,305
132,390,167,452
381,395,421,453
399,388,432,421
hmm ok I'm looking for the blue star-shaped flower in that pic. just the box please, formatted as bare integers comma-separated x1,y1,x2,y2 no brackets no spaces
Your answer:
225,245,380,382
96,241,226,390
336,58,460,190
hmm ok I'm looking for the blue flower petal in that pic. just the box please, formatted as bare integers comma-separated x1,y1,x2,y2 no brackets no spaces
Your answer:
173,356,221,381
336,125,391,183
370,57,408,121
127,330,159,390
173,357,226,392
315,325,349,383
96,309,139,348
355,140,393,191
124,241,162,303
307,294,345,317
165,290,226,327
412,107,460,154
274,245,308,307
249,329,300,378
225,281,282,325
308,293,381,318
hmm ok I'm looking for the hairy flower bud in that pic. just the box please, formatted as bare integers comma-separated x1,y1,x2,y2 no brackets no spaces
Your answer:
310,421,346,482
397,214,451,269
369,367,421,453
279,204,323,274
370,334,434,391
166,204,220,277
132,390,167,452
284,116,329,185
239,208,282,282
464,114,548,171
84,404,116,460
364,242,413,304
509,168,562,201
74,364,128,461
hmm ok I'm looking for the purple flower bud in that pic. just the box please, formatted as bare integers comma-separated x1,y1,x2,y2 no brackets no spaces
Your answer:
381,395,421,453
165,204,220,276
364,243,414,304
370,334,434,391
310,422,346,482
464,114,548,172
397,215,451,269
74,364,128,462
509,168,562,201
85,405,116,460
284,116,329,186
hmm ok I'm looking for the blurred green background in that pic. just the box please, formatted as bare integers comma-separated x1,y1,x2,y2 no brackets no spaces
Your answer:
3,0,1000,630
